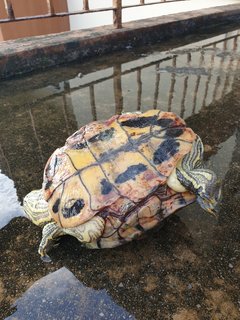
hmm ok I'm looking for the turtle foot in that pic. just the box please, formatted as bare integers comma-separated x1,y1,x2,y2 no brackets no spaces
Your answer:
38,221,65,261
40,254,52,263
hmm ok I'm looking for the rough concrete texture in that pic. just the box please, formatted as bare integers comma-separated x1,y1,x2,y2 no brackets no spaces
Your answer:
0,4,240,79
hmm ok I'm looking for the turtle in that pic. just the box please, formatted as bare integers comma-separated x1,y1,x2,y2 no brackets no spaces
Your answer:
23,110,221,262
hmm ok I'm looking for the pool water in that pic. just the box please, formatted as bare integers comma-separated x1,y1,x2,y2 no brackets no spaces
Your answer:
0,24,239,319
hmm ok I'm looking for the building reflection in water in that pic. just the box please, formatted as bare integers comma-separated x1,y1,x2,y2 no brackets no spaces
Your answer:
6,267,134,320
0,28,239,197
57,28,239,126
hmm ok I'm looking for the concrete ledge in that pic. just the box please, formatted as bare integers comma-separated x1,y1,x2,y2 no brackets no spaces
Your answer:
0,4,240,79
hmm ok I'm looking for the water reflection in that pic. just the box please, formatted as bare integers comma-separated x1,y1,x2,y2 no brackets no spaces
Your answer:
65,28,240,122
6,267,134,320
208,131,237,180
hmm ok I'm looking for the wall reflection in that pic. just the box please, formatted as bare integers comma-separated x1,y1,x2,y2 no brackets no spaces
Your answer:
6,267,134,320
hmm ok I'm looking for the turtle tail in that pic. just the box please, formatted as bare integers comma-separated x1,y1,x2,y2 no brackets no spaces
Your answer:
23,189,52,226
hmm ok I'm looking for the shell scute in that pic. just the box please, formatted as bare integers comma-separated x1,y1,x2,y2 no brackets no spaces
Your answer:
80,165,119,210
87,120,129,161
44,148,75,200
65,149,96,170
48,174,94,228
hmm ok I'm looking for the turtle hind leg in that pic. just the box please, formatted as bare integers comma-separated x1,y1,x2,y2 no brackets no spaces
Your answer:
38,222,65,262
64,216,105,247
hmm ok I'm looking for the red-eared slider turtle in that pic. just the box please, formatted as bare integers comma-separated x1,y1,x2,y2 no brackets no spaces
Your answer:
23,110,221,261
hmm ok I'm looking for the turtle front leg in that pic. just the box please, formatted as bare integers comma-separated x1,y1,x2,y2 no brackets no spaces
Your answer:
38,222,65,262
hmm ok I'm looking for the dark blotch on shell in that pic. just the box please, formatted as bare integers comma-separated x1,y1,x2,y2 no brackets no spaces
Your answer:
72,142,87,150
62,199,85,218
115,164,147,184
157,118,174,127
88,127,115,143
101,179,113,195
44,180,52,190
135,224,145,232
52,198,60,214
165,127,184,137
45,163,51,176
177,197,187,205
121,116,158,128
153,139,180,164
121,116,175,129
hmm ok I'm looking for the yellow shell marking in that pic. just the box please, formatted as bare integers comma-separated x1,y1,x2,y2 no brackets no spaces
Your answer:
65,149,96,170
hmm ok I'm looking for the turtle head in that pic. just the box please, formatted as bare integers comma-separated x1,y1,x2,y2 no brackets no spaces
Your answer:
175,167,221,216
194,171,221,217
176,168,221,216
168,135,221,217
23,189,52,226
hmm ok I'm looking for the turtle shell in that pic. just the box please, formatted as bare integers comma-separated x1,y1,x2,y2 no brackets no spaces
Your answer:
43,110,196,229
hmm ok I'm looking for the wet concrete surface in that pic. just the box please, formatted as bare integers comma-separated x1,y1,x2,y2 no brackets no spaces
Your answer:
0,24,240,319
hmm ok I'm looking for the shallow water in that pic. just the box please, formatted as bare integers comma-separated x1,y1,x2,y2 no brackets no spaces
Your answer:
0,24,240,319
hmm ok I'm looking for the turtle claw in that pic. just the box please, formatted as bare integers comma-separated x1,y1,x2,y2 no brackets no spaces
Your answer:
40,254,52,263
38,244,52,263
38,222,64,262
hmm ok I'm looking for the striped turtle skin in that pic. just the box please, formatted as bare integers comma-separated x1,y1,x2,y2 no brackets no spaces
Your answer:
43,110,196,248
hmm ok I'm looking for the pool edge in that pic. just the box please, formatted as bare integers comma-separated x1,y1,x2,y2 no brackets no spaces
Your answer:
0,4,240,79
